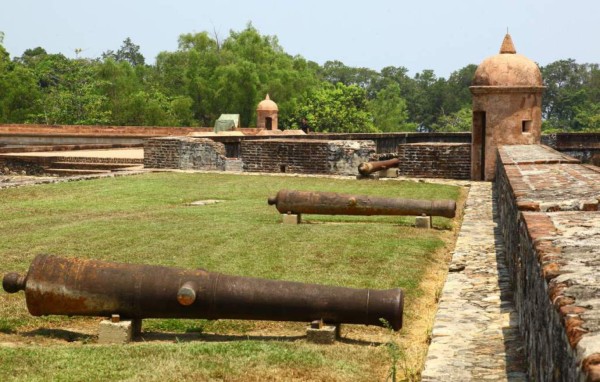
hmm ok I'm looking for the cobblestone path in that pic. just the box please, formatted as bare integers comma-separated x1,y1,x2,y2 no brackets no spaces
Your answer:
422,182,528,381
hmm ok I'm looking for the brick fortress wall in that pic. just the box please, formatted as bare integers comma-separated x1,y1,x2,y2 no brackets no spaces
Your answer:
144,137,375,175
240,139,375,175
144,137,237,171
495,144,600,381
396,143,470,179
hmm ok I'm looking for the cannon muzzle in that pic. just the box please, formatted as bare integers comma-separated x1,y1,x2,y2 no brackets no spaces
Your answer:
3,254,404,331
268,189,456,218
358,158,401,176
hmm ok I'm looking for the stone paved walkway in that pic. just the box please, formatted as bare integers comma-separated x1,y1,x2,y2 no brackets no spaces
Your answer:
421,182,528,381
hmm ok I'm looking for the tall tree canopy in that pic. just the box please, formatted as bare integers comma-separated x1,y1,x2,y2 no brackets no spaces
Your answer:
0,27,599,132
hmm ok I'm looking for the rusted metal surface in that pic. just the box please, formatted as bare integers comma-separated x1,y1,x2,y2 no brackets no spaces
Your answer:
268,189,456,218
3,254,404,331
358,158,401,175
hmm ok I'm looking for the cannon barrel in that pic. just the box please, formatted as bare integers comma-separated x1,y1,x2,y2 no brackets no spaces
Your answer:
358,158,401,175
268,189,456,218
2,254,403,331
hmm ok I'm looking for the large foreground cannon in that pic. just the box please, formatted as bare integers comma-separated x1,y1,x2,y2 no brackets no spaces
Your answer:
2,254,403,331
358,158,401,176
268,189,456,218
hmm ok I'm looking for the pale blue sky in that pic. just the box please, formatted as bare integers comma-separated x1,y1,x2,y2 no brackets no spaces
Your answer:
1,0,598,78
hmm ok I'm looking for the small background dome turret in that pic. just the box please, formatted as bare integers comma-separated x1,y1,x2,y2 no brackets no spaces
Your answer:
256,94,279,130
257,94,278,111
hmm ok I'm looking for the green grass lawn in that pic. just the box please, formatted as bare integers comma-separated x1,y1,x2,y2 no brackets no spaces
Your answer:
0,173,462,381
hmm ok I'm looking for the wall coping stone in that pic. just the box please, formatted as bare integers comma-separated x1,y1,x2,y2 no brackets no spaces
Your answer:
499,145,580,165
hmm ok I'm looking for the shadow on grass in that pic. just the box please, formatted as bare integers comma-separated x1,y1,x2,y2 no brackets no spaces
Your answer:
23,328,95,343
137,331,384,346
15,328,384,346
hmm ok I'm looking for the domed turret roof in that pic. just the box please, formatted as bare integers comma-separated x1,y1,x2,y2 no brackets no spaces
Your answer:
257,94,278,111
472,34,543,87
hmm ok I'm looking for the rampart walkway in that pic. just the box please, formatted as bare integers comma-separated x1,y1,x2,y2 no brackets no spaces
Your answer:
422,182,527,381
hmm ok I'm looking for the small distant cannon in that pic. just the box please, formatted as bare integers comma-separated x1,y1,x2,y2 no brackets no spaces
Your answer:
268,189,456,219
358,158,401,176
2,254,404,331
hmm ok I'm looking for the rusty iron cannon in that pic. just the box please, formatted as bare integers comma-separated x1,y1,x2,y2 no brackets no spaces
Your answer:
2,254,404,331
358,157,401,176
268,189,456,218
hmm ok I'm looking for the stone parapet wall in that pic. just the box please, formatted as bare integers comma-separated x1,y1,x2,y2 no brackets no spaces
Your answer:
396,143,470,179
179,139,227,171
144,137,375,175
240,139,375,175
495,144,600,381
542,133,600,166
144,137,228,170
144,138,181,168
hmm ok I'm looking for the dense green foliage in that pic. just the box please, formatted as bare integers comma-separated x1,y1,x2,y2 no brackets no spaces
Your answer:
1,26,599,132
541,59,600,132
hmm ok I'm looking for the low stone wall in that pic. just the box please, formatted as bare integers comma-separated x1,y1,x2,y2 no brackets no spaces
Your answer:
144,137,230,171
240,139,375,175
495,144,600,381
296,132,471,153
144,137,375,175
0,158,45,175
542,133,600,166
396,143,470,179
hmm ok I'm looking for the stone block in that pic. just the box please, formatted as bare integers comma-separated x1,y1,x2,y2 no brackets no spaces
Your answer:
98,318,141,344
306,324,338,344
415,215,432,229
282,213,301,224
378,168,398,178
356,174,379,180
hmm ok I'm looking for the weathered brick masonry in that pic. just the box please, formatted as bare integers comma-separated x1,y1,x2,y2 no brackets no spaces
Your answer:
396,143,471,179
543,133,600,166
495,144,600,381
144,137,375,176
240,139,375,175
144,137,233,171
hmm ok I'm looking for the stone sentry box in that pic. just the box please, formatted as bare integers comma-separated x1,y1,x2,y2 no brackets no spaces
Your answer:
470,33,545,181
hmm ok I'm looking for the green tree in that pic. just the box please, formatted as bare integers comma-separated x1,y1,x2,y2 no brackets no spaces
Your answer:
445,64,477,112
289,83,376,133
28,56,111,125
574,102,600,132
14,47,48,67
368,82,416,132
411,70,448,130
102,38,145,67
321,60,380,96
541,59,589,131
0,35,42,122
430,107,472,132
